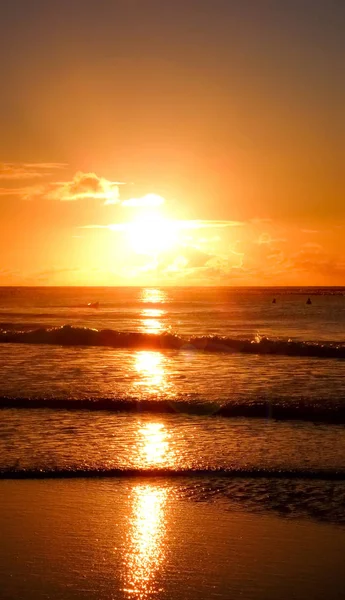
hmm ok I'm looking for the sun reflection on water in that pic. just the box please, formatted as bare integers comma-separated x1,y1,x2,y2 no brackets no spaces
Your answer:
139,422,170,466
123,484,168,599
141,288,167,304
134,351,168,393
141,318,163,334
123,421,170,597
142,308,164,318
140,307,165,334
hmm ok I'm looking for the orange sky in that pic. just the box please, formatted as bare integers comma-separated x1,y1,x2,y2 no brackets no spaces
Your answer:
0,1,344,286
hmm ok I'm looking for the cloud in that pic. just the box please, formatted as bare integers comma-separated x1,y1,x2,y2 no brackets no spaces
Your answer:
300,242,323,251
0,185,46,199
158,252,245,283
35,267,80,277
255,232,287,245
156,246,214,273
289,244,345,278
179,246,213,268
82,219,243,231
250,218,272,225
189,233,291,284
0,162,66,180
122,193,165,207
48,171,123,204
23,163,66,169
178,220,243,230
0,169,125,203
256,232,272,245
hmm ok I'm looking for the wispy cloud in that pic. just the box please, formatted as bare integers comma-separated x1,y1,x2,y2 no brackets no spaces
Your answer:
0,185,46,199
23,163,67,169
301,242,323,250
178,220,243,230
35,267,80,277
250,218,272,225
0,162,66,181
82,219,243,231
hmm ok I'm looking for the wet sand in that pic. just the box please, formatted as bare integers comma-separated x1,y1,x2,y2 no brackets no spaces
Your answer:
1,479,345,600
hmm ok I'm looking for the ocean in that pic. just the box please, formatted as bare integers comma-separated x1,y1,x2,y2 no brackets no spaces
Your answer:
1,286,345,599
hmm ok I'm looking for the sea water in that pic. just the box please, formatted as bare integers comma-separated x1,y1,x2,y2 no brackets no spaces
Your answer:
0,286,344,524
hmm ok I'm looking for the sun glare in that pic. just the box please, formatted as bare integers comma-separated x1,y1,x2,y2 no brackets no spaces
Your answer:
128,214,178,256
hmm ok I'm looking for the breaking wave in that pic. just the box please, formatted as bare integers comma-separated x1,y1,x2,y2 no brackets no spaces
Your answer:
1,396,345,424
2,467,344,525
1,468,344,525
0,466,344,480
0,325,344,359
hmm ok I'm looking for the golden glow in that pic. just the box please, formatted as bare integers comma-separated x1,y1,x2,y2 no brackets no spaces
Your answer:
123,485,167,599
139,422,170,465
122,193,165,208
134,351,166,391
2,0,343,289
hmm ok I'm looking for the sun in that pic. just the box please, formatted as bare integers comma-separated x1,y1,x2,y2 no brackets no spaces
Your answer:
116,192,182,257
128,213,178,256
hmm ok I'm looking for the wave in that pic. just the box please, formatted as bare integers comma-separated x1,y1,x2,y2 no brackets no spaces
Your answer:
0,325,344,358
2,463,344,524
1,468,344,524
1,396,345,424
0,466,344,480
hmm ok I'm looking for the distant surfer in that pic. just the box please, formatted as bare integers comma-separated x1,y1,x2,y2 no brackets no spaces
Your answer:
306,298,312,305
87,301,99,309
272,298,276,304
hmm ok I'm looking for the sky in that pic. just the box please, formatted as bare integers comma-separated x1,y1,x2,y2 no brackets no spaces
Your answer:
0,0,344,286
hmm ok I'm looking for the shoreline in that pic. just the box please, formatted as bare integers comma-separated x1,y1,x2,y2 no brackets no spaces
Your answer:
1,478,345,599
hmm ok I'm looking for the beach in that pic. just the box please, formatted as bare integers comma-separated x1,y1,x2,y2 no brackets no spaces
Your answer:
1,478,345,600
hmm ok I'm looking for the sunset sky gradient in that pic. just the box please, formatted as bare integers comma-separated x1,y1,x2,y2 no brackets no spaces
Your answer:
0,0,344,285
